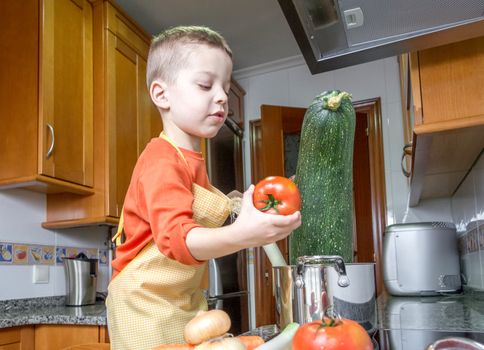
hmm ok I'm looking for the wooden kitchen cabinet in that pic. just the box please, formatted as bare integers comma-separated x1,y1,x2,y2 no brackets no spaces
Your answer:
0,0,94,195
228,80,246,127
0,326,34,350
399,36,484,206
0,325,108,350
43,0,160,228
410,36,484,129
101,1,161,218
34,325,108,350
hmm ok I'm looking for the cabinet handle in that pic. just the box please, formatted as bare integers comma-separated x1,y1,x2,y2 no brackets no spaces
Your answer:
228,109,234,117
46,123,55,159
401,143,412,178
264,270,270,286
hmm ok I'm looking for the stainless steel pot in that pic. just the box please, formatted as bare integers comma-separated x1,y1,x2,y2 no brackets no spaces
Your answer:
273,255,376,333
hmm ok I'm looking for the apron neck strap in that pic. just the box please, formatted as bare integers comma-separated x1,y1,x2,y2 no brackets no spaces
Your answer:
159,132,189,167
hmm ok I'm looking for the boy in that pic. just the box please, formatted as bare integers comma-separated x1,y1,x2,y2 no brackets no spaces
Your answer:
106,25,301,350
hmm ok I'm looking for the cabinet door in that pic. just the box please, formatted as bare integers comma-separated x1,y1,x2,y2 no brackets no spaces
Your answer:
0,0,39,182
228,80,245,127
417,36,484,126
34,325,100,350
106,33,139,217
40,0,94,186
0,326,34,350
106,32,158,217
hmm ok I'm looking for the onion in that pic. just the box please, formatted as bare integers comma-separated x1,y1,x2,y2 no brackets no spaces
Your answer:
184,310,231,345
194,337,246,350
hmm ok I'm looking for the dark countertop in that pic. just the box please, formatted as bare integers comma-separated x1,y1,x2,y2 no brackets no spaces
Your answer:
0,296,106,329
244,291,484,344
3,291,484,336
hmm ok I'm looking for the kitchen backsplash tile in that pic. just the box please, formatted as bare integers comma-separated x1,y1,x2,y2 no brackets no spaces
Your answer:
386,101,406,174
475,153,484,219
452,152,484,291
0,241,106,266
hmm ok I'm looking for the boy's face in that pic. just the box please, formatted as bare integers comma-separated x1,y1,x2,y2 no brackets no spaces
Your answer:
162,45,233,140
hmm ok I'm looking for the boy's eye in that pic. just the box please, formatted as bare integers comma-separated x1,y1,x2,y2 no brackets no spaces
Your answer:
198,84,211,90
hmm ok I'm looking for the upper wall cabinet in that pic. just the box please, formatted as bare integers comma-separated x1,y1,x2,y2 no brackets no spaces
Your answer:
44,0,160,228
399,36,484,206
0,0,94,195
102,1,161,218
228,80,246,128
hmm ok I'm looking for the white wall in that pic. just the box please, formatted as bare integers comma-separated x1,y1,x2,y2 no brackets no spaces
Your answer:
0,189,110,300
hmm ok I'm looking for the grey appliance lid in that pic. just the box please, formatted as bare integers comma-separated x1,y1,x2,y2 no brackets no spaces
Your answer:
385,222,456,233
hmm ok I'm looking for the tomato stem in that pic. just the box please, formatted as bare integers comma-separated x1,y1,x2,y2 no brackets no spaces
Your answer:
258,194,281,213
317,315,342,330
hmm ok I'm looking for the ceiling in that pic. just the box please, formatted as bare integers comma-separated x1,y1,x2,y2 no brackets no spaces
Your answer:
114,0,303,72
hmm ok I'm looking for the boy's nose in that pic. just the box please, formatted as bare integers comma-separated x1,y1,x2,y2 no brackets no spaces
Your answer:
215,88,228,105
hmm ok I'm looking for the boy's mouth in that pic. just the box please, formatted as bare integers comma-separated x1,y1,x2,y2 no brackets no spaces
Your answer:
210,111,226,120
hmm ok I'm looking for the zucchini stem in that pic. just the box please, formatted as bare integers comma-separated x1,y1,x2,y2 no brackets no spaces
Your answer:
322,91,352,111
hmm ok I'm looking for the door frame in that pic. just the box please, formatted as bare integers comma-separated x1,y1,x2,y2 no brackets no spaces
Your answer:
353,98,387,297
250,98,386,327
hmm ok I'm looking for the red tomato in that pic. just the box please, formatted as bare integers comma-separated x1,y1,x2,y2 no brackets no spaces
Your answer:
292,318,373,350
253,176,301,215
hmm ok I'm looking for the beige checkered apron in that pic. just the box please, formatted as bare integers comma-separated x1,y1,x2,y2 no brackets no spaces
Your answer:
106,133,240,350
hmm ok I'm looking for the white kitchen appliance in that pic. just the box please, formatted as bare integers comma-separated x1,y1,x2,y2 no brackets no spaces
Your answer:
383,222,461,296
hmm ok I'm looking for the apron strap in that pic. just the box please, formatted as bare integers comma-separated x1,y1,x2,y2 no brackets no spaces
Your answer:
112,132,191,245
112,211,124,245
159,131,189,167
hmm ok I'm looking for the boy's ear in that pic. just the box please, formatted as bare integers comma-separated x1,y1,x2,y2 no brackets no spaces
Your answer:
150,80,170,110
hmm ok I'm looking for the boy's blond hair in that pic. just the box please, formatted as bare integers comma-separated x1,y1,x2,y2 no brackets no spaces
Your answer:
146,25,232,89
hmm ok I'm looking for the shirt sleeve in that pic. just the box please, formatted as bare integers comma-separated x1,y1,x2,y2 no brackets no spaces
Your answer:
138,156,205,265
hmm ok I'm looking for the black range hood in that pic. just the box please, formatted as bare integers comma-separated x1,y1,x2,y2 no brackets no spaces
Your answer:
278,0,484,74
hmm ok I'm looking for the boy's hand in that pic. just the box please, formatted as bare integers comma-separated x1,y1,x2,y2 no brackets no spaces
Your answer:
233,185,301,247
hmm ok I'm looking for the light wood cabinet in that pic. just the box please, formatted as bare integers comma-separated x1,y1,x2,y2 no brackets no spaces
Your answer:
43,0,160,228
0,327,34,350
399,36,484,206
0,0,94,195
410,36,484,129
34,325,108,350
103,1,161,218
0,325,108,350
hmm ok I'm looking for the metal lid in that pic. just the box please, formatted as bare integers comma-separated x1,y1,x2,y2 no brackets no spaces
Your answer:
385,222,456,233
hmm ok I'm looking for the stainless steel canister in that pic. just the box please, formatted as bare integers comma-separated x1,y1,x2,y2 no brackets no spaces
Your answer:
273,255,376,333
63,253,98,306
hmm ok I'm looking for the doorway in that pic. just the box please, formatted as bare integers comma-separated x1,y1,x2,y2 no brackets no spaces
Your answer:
249,98,386,327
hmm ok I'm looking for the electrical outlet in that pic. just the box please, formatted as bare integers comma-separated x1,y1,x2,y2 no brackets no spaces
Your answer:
32,265,49,284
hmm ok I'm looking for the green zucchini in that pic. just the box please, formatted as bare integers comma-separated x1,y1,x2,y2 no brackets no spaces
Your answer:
289,90,356,264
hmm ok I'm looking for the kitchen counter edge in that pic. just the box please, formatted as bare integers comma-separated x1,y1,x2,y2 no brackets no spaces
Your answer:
0,296,106,329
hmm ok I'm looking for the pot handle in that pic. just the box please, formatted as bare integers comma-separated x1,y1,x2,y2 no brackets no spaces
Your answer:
296,255,350,288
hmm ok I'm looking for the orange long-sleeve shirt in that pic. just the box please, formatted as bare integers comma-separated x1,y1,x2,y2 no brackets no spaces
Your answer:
112,137,209,278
